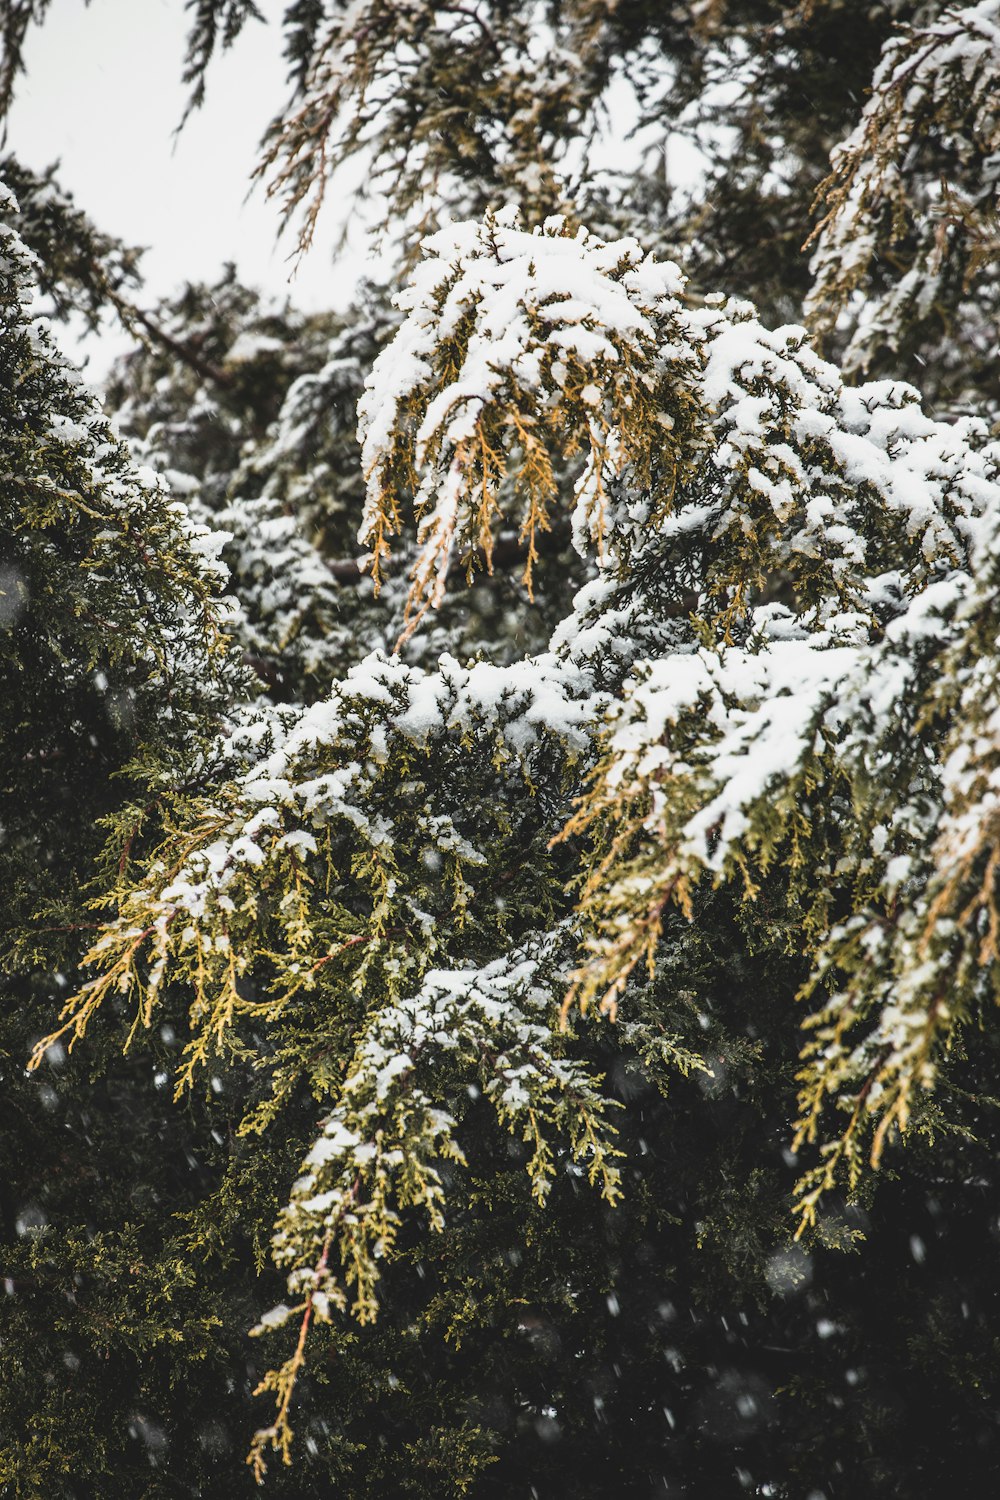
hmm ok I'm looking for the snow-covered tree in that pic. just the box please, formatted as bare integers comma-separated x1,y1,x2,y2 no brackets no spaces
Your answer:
806,0,1000,417
19,205,1000,1489
6,3,1000,1497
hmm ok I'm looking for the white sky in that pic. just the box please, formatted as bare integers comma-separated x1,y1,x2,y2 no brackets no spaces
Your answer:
7,0,381,375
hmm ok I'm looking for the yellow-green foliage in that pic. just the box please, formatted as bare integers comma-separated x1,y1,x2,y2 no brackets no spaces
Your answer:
22,207,1000,1478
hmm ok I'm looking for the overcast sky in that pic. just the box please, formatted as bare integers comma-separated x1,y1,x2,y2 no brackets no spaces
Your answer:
8,0,380,374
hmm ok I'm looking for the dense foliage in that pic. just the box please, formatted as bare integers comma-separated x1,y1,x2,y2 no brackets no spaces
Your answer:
3,4,1000,1498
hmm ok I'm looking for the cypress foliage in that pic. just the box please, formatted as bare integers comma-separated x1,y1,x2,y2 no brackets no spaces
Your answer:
3,5,1000,1498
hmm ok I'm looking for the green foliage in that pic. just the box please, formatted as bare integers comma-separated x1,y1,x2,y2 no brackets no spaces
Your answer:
0,157,144,331
180,0,265,119
0,186,242,951
5,4,1000,1497
0,0,51,123
806,0,1000,415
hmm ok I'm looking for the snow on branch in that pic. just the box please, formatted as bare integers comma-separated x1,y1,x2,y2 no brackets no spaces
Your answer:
33,206,1000,1466
248,930,622,1474
806,0,1000,403
359,208,986,641
564,386,1000,1224
357,207,701,633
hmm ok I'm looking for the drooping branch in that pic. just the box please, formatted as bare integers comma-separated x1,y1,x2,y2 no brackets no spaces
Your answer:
109,290,234,390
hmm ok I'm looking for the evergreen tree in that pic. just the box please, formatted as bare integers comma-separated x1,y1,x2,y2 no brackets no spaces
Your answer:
806,0,1000,417
4,4,1000,1498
